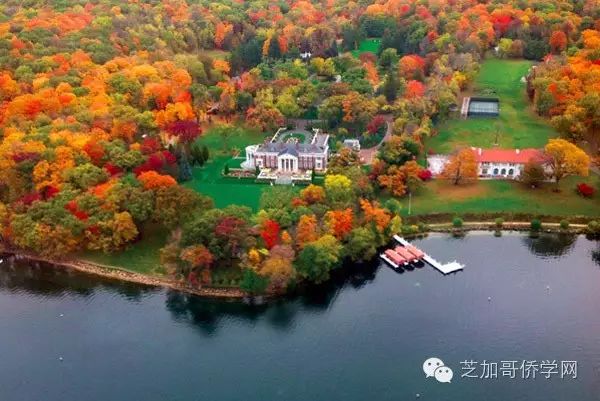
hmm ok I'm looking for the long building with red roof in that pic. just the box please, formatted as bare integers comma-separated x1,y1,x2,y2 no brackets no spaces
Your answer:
427,147,546,180
473,147,544,179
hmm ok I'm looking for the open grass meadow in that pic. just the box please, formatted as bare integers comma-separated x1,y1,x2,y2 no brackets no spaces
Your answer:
351,38,381,58
79,226,168,275
427,58,557,153
396,174,600,218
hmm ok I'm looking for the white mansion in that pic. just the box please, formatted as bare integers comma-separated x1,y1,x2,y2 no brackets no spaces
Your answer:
242,128,330,175
428,147,544,179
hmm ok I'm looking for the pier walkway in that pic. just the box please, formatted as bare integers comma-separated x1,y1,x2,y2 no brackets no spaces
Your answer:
393,235,464,274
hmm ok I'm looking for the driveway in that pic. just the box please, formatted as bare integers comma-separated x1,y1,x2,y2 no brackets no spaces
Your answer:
359,116,393,165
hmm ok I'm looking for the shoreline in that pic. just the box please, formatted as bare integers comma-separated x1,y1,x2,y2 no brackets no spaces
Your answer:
0,246,248,300
1,222,596,299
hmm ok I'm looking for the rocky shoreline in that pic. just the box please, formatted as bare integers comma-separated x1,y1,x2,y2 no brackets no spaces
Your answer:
0,245,247,299
0,223,594,299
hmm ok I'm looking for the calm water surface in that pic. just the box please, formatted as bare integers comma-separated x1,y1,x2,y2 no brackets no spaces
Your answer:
1,232,599,401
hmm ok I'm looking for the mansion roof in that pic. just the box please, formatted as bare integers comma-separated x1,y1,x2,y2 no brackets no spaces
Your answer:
256,134,329,156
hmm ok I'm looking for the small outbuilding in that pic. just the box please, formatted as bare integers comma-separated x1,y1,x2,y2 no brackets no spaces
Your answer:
467,97,500,117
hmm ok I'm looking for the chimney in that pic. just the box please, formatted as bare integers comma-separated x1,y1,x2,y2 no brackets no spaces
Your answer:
516,149,520,154
478,148,482,155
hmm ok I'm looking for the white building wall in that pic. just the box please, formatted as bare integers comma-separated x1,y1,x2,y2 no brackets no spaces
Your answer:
479,162,524,179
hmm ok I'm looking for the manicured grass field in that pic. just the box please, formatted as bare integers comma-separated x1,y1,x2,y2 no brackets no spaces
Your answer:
79,227,167,275
427,59,557,153
185,124,276,210
351,38,381,57
397,175,600,218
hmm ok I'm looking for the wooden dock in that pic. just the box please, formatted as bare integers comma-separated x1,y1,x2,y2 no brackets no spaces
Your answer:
393,235,464,274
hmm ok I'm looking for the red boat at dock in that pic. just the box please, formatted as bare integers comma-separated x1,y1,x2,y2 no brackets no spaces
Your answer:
383,249,408,267
394,246,419,263
405,244,425,259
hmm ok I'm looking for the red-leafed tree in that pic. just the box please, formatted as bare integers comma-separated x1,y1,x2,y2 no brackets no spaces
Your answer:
261,219,281,249
549,31,567,53
166,120,201,143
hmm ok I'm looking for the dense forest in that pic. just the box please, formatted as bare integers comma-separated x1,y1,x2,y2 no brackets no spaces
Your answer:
0,0,598,294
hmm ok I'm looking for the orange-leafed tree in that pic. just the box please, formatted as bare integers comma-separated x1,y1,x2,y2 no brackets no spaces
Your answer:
137,171,177,190
360,199,391,233
442,148,479,185
296,214,319,248
325,208,354,240
180,244,214,270
549,31,567,53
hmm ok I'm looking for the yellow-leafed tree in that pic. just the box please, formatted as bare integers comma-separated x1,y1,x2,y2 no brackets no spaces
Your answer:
544,139,590,187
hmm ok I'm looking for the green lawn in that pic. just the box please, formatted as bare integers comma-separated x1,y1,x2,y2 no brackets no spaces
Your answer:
427,58,557,153
281,132,308,143
351,38,381,58
185,124,274,210
79,227,167,275
396,175,600,218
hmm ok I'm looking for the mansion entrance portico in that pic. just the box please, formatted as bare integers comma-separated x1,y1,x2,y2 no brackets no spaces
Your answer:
278,154,298,172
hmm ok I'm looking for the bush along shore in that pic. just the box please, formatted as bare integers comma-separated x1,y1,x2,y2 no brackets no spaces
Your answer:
2,215,599,300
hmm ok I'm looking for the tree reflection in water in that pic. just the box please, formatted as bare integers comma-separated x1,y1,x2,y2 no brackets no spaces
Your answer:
0,254,158,300
522,233,577,258
164,259,379,335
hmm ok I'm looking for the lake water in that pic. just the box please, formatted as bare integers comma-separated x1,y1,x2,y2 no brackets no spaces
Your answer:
1,232,599,401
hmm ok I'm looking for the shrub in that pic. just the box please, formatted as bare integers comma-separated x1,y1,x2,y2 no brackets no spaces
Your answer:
452,217,463,228
587,220,600,235
530,218,542,231
576,183,595,198
418,169,433,181
560,220,569,230
495,217,504,228
401,225,418,235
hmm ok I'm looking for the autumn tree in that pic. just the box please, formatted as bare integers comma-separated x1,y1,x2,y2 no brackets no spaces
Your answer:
360,199,391,233
325,208,354,240
549,31,567,53
259,244,295,293
261,219,281,249
180,245,214,276
295,214,319,248
295,234,342,284
543,139,590,187
300,184,326,205
324,174,353,206
521,160,546,188
441,148,479,185
346,227,377,262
